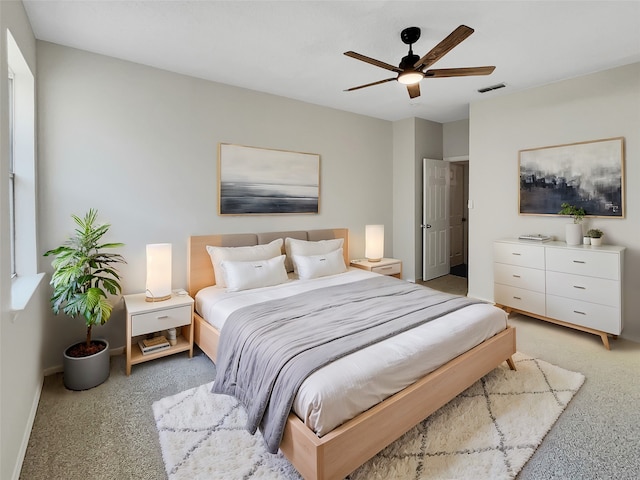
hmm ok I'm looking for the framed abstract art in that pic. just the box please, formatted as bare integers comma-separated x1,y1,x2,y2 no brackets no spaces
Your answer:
218,143,320,215
519,137,624,218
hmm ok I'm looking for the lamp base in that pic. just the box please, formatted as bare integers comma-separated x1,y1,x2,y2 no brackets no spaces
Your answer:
366,257,382,262
145,294,171,302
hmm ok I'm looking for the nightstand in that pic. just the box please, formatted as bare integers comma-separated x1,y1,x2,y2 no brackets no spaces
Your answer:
350,258,402,279
123,293,194,375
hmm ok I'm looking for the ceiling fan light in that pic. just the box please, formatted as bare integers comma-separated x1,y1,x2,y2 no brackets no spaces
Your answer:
397,71,423,85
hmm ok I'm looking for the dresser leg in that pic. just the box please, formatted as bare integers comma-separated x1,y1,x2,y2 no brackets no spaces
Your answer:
600,333,611,350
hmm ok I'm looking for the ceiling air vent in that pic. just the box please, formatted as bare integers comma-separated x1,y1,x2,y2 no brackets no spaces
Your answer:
477,82,506,93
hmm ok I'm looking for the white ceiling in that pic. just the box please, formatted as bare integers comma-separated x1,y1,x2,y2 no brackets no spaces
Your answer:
22,0,640,123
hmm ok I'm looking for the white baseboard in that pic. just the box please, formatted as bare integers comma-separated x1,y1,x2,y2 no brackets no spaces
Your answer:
12,377,43,480
43,345,125,377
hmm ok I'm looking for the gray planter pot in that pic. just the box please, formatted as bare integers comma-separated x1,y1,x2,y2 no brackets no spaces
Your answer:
63,339,110,390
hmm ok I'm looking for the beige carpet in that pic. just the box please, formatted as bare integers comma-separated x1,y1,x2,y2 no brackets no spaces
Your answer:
153,352,584,480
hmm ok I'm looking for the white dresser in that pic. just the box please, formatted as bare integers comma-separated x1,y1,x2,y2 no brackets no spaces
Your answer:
493,239,625,349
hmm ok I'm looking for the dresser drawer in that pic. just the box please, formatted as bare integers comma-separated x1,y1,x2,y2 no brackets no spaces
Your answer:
545,247,620,280
371,262,401,276
131,305,192,336
494,263,545,292
493,242,545,269
494,284,545,316
546,294,621,334
546,271,620,307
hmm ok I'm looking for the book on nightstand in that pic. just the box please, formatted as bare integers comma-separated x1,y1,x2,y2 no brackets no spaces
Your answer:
138,335,170,355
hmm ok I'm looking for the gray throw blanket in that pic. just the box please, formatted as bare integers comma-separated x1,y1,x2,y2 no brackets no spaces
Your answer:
212,275,482,453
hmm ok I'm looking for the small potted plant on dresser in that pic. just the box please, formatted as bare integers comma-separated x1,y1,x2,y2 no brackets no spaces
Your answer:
558,203,586,246
44,209,126,390
587,228,604,246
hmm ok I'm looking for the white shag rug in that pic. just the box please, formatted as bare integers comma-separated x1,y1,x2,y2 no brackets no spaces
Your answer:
153,352,584,480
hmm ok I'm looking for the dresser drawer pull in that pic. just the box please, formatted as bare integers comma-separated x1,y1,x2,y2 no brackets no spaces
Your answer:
512,274,521,278
379,266,392,270
572,260,586,264
157,315,169,319
513,296,522,300
573,285,586,290
573,310,586,315
511,253,521,256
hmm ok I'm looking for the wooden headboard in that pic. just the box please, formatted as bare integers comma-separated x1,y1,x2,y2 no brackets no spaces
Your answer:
187,228,349,297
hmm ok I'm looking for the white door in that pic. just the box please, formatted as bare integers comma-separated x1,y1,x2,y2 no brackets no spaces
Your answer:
422,158,450,280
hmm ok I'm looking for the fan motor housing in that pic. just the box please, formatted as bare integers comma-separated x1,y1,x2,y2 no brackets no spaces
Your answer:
399,54,420,70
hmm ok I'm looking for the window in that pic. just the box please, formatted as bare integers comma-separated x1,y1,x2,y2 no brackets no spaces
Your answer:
7,29,40,313
8,70,16,277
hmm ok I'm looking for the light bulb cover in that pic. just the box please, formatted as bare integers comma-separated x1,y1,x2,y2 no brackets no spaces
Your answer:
365,225,384,262
145,243,172,302
397,71,423,85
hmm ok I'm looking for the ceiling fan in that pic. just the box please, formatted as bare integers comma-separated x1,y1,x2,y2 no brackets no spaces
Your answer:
344,25,495,99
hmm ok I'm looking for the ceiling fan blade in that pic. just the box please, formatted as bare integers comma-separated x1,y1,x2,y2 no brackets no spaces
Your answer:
407,83,421,99
344,51,403,74
424,66,496,78
344,77,396,92
414,25,474,71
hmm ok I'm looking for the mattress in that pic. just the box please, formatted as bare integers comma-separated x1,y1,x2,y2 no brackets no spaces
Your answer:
196,269,508,436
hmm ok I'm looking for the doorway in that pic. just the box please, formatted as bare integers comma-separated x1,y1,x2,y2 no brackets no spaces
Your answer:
448,160,469,280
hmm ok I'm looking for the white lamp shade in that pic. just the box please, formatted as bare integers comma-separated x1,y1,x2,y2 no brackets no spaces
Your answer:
146,243,172,301
365,225,384,262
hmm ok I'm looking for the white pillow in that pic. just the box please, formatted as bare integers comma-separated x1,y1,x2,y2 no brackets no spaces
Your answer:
293,248,347,280
222,255,288,292
206,238,283,287
285,237,344,273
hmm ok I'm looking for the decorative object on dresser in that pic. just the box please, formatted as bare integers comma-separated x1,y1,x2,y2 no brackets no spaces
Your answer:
365,224,384,262
558,203,585,246
494,239,625,349
218,143,320,215
519,137,625,218
123,293,194,375
43,209,126,390
146,243,172,302
350,257,402,279
587,228,604,246
518,233,551,242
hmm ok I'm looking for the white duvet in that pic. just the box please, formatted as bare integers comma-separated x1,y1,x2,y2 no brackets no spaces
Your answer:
196,269,507,436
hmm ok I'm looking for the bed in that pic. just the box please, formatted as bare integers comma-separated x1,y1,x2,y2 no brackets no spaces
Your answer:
188,228,516,480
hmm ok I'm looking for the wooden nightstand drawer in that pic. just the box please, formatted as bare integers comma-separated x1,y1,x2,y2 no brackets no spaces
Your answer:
131,304,192,336
371,262,401,276
350,258,402,278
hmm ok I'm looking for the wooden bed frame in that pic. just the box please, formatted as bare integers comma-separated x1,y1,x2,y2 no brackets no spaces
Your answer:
188,229,517,480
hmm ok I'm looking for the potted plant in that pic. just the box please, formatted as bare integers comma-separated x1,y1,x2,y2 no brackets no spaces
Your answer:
587,228,604,246
558,203,586,246
44,209,126,390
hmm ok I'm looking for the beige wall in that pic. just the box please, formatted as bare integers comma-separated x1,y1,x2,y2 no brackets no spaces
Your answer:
36,41,395,368
469,62,640,342
392,117,443,281
443,119,470,158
